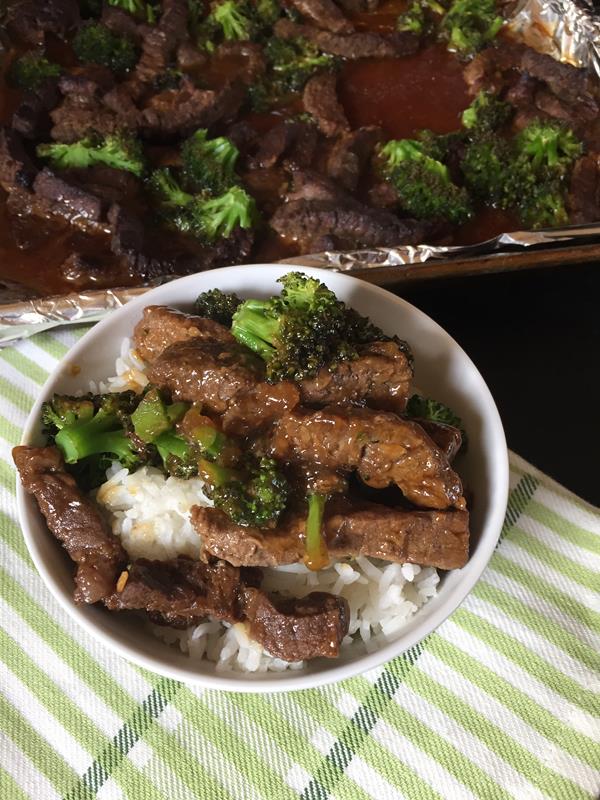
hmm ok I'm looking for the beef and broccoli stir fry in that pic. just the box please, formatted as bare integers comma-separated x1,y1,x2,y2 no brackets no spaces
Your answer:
1,0,599,297
15,273,471,663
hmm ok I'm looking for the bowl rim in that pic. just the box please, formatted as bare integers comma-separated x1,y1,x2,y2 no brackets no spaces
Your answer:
16,264,509,692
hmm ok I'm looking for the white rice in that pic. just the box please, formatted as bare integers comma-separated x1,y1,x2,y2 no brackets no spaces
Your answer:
92,340,440,673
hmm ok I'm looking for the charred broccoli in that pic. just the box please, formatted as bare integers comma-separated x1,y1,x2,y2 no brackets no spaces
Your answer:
37,132,146,176
8,52,61,91
231,272,389,382
377,138,472,225
461,91,513,133
250,36,338,109
194,288,243,325
149,168,257,241
201,455,289,527
181,129,240,194
73,22,138,73
460,132,513,206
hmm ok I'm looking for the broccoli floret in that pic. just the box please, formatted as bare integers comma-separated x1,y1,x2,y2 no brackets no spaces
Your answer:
304,492,329,570
194,288,242,325
154,431,201,478
231,272,390,382
181,129,239,194
518,183,569,230
251,36,338,108
8,52,61,91
150,168,258,240
440,0,503,55
41,395,95,439
52,392,143,476
211,0,255,40
461,91,513,133
377,138,472,225
514,120,582,178
460,133,513,206
73,22,138,73
256,0,281,26
406,393,468,450
201,455,289,527
108,0,159,23
37,133,146,177
396,0,445,34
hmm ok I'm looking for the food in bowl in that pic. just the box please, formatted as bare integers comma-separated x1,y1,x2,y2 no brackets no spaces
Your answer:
1,0,598,299
14,271,471,672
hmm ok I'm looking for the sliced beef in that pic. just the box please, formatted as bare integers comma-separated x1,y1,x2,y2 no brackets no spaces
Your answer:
5,0,79,45
147,338,300,432
104,557,248,626
177,41,209,70
0,128,37,193
519,48,598,111
133,304,235,363
303,71,349,137
274,18,419,59
134,0,189,84
415,419,462,462
298,340,413,412
193,499,470,570
140,78,246,139
567,154,600,224
270,197,428,253
241,587,349,661
250,120,318,170
50,93,124,143
269,406,465,509
11,79,60,140
33,167,105,224
13,446,126,604
286,0,353,34
325,126,383,192
101,4,144,40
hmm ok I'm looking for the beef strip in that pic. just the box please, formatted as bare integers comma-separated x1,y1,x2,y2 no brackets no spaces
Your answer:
325,126,383,192
0,128,37,193
567,154,600,224
5,0,80,45
286,0,354,34
133,304,235,363
215,42,267,82
250,120,318,170
269,406,465,509
270,197,429,253
140,78,246,139
303,72,349,138
134,0,189,84
274,18,419,59
298,340,413,412
33,167,105,224
101,4,144,40
13,446,126,604
414,419,462,462
193,499,470,570
242,587,349,660
51,93,124,143
147,338,300,432
11,78,60,140
104,557,249,626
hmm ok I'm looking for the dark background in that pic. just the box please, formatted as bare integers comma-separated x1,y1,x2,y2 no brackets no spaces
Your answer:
397,260,599,507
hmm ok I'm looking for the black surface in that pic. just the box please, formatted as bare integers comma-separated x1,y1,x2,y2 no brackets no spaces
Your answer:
397,260,600,507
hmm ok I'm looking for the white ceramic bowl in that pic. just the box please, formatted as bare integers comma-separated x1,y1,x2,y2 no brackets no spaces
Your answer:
17,264,508,691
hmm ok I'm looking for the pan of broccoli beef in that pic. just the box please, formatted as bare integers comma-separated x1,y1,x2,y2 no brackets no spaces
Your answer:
0,0,599,299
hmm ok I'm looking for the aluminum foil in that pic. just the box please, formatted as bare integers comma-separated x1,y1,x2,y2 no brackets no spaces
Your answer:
1,0,599,345
506,0,600,76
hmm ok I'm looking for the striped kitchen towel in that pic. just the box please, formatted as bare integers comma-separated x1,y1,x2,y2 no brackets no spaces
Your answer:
0,326,598,800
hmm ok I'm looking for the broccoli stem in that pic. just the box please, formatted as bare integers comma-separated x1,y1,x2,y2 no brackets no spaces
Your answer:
304,493,329,571
191,425,228,459
230,302,279,361
154,431,192,463
56,426,131,464
198,457,240,487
